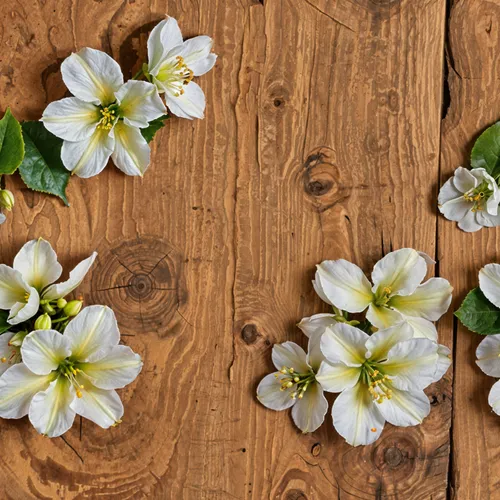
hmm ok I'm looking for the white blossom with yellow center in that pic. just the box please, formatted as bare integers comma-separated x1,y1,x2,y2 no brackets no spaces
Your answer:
316,322,450,446
0,306,142,437
0,238,96,325
42,47,166,178
147,17,217,120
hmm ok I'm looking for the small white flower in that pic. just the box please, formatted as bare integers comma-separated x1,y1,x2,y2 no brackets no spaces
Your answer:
476,335,500,415
317,322,450,446
438,167,500,232
313,248,452,341
0,305,143,437
0,238,96,325
297,313,338,338
147,17,217,120
256,331,328,433
42,48,166,178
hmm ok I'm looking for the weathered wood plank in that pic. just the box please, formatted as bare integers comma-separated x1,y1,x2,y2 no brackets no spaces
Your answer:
440,1,500,498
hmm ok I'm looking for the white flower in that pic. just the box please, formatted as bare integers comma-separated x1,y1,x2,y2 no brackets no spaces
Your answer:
479,263,500,308
147,17,217,120
41,48,166,178
0,305,143,437
256,331,328,433
0,238,96,325
313,248,453,341
438,167,500,232
317,322,450,446
297,313,338,338
476,335,500,415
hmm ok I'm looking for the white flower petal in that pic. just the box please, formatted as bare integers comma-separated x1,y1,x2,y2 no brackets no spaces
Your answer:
476,210,500,227
488,379,500,416
453,167,478,193
372,248,427,296
0,265,30,309
21,330,72,375
389,278,453,321
457,209,482,232
433,344,451,382
312,277,333,305
64,305,119,361
316,360,361,392
382,338,438,391
320,323,367,367
271,342,309,373
315,260,373,313
8,288,40,325
114,80,166,128
111,122,150,176
438,175,463,204
479,264,500,309
61,129,114,178
404,316,438,341
297,313,337,339
366,304,404,329
41,98,99,142
70,384,123,429
29,376,76,437
306,330,324,372
43,252,97,301
291,383,328,433
61,47,124,105
13,238,62,291
365,323,414,361
172,36,216,76
476,334,500,377
81,345,143,390
0,364,54,418
256,372,297,411
440,197,472,222
0,332,16,375
332,382,385,447
376,387,430,427
164,81,206,120
148,18,183,76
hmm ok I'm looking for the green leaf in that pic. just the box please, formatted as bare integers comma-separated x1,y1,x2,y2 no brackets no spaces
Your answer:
0,108,25,174
471,122,500,177
19,122,70,205
455,287,500,335
141,115,169,143
0,310,10,335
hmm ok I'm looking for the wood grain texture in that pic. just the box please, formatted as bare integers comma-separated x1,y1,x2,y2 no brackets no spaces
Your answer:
0,0,467,498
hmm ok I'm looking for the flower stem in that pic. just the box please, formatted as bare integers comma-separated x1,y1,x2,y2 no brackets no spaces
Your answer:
132,68,144,80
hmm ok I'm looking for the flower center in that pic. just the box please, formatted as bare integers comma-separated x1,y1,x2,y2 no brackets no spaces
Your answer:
57,359,85,398
374,286,392,307
362,363,393,404
156,55,194,96
463,181,492,212
1,345,20,366
97,104,118,131
276,365,316,400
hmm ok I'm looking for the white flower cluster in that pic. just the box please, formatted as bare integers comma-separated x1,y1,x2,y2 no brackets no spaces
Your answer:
257,248,453,446
0,239,142,437
41,16,216,178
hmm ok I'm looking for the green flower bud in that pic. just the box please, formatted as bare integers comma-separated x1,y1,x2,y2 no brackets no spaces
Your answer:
56,298,67,309
42,303,56,315
9,330,28,347
34,313,52,330
0,189,14,211
64,300,83,317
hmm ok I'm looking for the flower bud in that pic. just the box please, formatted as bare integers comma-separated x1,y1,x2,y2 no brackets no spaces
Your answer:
64,300,83,317
9,331,28,347
42,303,56,315
0,190,14,211
56,298,67,309
34,313,52,330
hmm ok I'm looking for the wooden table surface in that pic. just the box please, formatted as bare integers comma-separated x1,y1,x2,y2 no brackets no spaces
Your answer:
0,0,498,498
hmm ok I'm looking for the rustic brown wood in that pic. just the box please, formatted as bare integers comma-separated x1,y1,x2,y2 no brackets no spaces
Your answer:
0,0,466,498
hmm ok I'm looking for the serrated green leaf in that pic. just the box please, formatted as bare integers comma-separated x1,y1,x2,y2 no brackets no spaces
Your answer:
141,115,169,143
471,122,500,177
19,122,70,206
0,310,10,335
455,287,500,335
0,108,25,175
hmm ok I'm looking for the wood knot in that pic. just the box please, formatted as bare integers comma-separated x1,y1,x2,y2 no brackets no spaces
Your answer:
90,237,186,337
285,490,307,500
241,324,259,344
384,447,403,468
311,443,321,457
